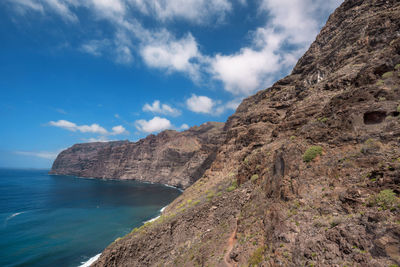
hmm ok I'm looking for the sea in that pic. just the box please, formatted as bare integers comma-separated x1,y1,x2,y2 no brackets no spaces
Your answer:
0,168,182,267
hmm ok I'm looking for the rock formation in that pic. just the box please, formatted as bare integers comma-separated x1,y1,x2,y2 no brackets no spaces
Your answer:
50,122,225,189
93,0,400,266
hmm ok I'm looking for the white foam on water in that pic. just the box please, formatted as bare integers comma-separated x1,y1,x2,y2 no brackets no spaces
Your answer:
78,253,101,267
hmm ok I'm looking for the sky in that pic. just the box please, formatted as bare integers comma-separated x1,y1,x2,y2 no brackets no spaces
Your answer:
0,0,342,169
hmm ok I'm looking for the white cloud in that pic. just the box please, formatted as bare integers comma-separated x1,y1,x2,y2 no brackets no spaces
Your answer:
129,0,232,24
135,116,172,133
140,33,201,79
48,120,128,135
209,0,342,95
110,125,128,135
15,150,60,160
186,94,215,114
85,136,110,143
179,123,189,130
142,100,180,116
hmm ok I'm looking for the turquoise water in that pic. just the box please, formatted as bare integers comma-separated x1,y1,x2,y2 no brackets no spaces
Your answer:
0,169,181,267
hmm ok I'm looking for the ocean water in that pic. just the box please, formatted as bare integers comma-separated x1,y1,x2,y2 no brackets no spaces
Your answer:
0,168,181,267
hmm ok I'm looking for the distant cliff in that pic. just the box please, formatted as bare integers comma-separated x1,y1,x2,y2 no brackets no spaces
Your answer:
50,122,225,189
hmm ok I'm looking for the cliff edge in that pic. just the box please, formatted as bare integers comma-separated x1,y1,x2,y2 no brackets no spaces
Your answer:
94,0,400,266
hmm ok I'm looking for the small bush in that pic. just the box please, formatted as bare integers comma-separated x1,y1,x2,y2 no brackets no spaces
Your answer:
290,135,296,140
227,180,238,192
382,71,393,79
251,174,259,182
395,63,400,70
375,189,398,210
361,138,381,154
303,146,323,162
397,104,400,113
248,245,267,267
318,117,328,123
376,79,384,86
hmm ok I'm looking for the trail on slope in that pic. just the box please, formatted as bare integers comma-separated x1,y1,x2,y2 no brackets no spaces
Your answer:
223,220,238,267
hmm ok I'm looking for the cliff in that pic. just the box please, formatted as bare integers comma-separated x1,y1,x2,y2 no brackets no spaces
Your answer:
50,122,225,189
93,0,400,266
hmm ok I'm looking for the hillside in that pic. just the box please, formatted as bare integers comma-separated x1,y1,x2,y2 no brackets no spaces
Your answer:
93,0,400,266
50,122,225,189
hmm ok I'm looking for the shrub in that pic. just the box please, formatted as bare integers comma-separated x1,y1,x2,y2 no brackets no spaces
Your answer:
290,135,296,140
318,117,328,123
303,146,323,162
375,189,398,210
248,246,267,267
382,71,393,79
251,174,259,182
376,79,384,86
395,63,400,70
361,138,381,154
227,179,238,192
397,104,400,113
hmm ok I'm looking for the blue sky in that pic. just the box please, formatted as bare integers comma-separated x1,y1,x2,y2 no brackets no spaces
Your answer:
0,0,342,168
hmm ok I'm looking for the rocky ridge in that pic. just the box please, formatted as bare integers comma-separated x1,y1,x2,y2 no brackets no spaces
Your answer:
50,122,225,189
93,0,400,266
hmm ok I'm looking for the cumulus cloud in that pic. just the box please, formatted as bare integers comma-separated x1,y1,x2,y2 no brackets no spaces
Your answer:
15,150,60,160
48,120,128,135
6,0,342,96
208,0,342,95
186,94,215,114
140,33,201,79
135,116,172,133
142,100,180,116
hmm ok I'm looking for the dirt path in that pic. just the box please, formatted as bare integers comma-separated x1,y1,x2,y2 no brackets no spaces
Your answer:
223,220,238,267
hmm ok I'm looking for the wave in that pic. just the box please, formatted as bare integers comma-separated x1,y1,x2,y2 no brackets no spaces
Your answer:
78,253,101,267
4,211,25,226
143,205,168,224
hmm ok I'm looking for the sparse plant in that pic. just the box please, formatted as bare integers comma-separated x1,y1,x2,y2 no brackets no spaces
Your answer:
395,63,400,70
382,71,393,79
374,189,398,210
318,117,328,123
248,245,267,266
376,79,384,86
303,146,323,162
290,135,296,140
251,174,259,182
361,138,381,154
227,180,238,192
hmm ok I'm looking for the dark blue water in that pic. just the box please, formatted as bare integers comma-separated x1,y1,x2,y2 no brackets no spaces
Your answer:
0,169,181,267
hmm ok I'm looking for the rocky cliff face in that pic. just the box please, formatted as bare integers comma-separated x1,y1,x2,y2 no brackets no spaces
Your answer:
94,0,400,266
50,122,225,189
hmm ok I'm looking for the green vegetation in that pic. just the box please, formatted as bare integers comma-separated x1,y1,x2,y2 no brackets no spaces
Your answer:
290,135,296,140
318,117,328,123
397,104,400,113
303,146,323,162
248,245,267,267
376,79,384,86
227,179,238,192
250,174,259,182
378,97,386,102
382,71,393,79
374,189,398,210
395,63,400,70
207,192,215,201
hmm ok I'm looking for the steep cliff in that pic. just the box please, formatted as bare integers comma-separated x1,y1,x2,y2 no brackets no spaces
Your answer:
93,0,400,266
50,122,225,189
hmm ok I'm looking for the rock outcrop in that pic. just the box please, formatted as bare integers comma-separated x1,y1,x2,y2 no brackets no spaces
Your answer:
50,122,225,189
94,0,400,266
